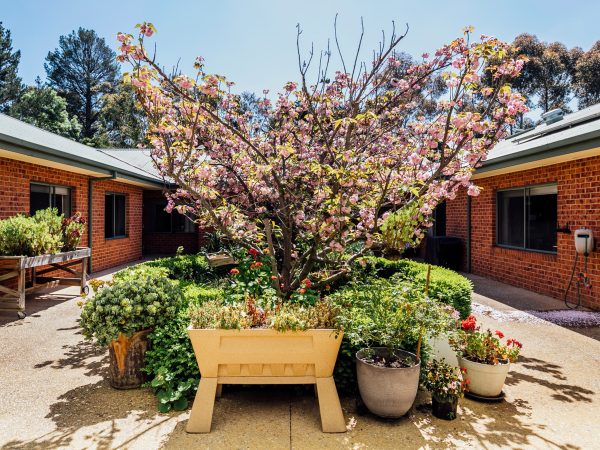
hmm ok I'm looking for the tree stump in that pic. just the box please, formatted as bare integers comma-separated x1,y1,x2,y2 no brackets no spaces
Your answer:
108,329,151,389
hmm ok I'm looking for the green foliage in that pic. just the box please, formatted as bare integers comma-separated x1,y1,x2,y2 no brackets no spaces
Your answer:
128,254,214,283
144,309,199,413
334,279,456,352
188,297,339,331
0,21,23,112
0,208,66,256
358,257,472,318
45,27,119,139
80,266,184,346
9,83,81,139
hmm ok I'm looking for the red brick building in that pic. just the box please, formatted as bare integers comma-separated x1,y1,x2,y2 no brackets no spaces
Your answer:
441,104,600,309
0,114,203,273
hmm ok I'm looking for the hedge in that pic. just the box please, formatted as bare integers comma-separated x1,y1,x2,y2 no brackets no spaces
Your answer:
119,253,214,283
359,257,472,319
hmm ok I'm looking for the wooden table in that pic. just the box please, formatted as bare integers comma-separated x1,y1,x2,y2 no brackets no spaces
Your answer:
0,247,91,318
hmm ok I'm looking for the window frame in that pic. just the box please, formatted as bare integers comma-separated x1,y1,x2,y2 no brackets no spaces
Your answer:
105,192,127,240
30,182,72,216
495,183,558,255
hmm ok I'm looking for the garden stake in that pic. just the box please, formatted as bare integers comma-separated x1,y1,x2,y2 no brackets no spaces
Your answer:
416,265,433,361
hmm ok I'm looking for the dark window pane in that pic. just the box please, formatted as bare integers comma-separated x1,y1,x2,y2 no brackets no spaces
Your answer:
30,184,51,215
172,211,195,233
497,190,525,247
154,204,172,232
105,195,115,238
114,195,126,237
433,202,446,237
527,186,557,252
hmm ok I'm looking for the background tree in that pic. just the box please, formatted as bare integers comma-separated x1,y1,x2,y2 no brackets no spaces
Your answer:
574,41,600,109
9,78,81,139
513,33,580,113
45,28,119,139
0,22,23,112
93,82,146,147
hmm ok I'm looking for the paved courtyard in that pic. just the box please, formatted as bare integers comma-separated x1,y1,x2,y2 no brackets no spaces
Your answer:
0,265,598,449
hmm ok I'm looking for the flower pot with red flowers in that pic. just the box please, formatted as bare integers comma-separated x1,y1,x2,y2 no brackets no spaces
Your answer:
423,358,467,420
449,315,522,398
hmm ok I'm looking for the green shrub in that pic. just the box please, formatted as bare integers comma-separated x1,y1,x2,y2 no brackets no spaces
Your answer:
358,257,472,318
0,212,61,256
144,309,199,413
80,266,184,346
182,282,225,304
128,254,214,283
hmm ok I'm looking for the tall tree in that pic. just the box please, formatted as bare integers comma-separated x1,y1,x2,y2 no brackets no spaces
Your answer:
93,82,146,147
9,78,81,139
45,28,119,139
0,22,23,112
513,33,580,113
574,41,600,109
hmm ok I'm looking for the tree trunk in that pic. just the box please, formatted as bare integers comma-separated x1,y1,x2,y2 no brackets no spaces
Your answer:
108,329,151,389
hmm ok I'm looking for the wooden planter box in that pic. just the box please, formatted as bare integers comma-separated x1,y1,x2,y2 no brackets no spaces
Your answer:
206,253,237,268
187,328,346,433
0,247,91,316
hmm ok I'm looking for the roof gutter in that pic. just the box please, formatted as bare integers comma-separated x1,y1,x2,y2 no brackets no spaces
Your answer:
476,128,600,175
0,134,165,188
88,171,117,273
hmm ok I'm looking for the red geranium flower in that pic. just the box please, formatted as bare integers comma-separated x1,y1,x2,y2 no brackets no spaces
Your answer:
461,315,477,331
248,248,259,257
301,278,312,288
230,268,239,275
495,330,504,339
270,275,278,281
298,288,306,294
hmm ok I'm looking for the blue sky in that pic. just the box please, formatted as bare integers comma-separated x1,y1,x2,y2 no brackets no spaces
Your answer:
3,0,600,96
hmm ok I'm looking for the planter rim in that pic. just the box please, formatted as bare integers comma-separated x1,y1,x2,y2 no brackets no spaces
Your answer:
356,347,420,371
187,326,340,333
458,355,510,367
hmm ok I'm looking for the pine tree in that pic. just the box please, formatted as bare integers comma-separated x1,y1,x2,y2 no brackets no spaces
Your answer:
0,22,24,112
45,28,119,139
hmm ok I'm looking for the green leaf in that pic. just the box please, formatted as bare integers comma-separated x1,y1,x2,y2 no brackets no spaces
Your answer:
172,397,189,411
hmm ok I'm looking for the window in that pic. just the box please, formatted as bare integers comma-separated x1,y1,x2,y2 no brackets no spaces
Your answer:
105,193,126,238
146,199,195,233
30,183,71,216
497,184,557,253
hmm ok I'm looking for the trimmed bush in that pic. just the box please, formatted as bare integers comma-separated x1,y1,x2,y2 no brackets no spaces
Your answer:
359,257,472,318
120,253,214,283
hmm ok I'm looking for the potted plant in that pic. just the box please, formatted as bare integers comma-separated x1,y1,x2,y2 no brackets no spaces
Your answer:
423,358,468,420
79,266,183,389
340,280,456,418
449,315,522,398
61,212,86,251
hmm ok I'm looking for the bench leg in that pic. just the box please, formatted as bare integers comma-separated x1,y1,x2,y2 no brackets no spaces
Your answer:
187,377,218,433
315,377,346,433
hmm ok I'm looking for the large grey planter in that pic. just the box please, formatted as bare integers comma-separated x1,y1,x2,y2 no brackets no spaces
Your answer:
356,347,420,418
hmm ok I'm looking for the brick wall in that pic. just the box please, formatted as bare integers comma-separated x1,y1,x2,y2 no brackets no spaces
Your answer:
0,156,145,273
446,155,600,309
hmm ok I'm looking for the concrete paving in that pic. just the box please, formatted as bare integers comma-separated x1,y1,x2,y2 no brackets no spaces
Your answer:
0,266,598,449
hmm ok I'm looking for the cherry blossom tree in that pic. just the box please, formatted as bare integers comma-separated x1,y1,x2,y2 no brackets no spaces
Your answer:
118,22,527,298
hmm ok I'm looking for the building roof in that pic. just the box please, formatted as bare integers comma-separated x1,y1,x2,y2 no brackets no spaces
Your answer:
0,113,165,188
475,103,600,178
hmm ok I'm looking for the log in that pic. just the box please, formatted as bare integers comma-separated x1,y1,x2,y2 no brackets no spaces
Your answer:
108,329,151,389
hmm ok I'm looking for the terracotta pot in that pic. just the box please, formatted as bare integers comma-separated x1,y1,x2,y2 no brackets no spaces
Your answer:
458,356,510,397
187,328,346,433
432,396,459,420
108,329,151,389
356,347,420,418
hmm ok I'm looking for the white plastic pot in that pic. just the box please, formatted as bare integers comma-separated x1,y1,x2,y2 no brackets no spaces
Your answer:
458,356,510,397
